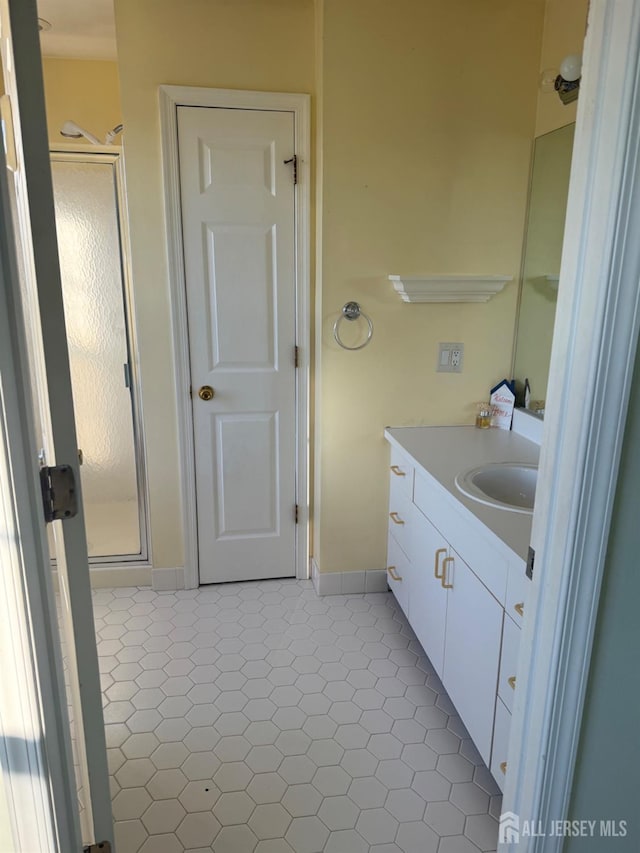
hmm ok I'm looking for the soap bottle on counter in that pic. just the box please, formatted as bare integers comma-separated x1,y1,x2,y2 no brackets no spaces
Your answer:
475,402,492,429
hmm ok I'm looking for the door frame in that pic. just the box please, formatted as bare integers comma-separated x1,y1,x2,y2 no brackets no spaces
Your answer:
0,0,112,845
159,86,311,588
503,1,640,848
0,135,81,853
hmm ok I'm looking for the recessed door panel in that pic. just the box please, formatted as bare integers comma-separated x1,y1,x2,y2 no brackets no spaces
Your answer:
200,137,277,195
215,412,279,538
205,223,277,370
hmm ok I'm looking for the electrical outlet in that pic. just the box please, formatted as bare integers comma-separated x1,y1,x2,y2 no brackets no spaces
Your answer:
437,342,464,373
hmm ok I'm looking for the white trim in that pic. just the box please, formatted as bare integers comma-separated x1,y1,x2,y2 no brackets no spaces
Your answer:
159,86,311,589
151,568,186,592
502,3,640,848
51,564,153,592
89,565,152,588
389,274,512,303
2,0,112,843
0,152,78,853
310,559,388,596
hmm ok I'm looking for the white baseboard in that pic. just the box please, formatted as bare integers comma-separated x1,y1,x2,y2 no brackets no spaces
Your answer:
151,567,186,591
89,564,152,588
311,558,388,596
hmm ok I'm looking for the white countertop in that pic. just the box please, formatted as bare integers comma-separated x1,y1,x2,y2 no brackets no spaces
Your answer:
384,426,540,562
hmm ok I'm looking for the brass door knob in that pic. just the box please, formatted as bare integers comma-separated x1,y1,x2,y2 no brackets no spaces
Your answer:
198,385,215,401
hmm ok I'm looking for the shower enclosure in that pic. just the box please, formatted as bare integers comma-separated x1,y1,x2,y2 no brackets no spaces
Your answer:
50,150,147,562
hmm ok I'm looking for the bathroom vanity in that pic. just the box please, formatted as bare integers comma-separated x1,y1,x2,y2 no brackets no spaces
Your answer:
384,426,539,789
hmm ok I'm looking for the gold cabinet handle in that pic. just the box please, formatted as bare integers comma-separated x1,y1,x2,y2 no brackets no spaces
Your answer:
387,566,402,582
434,547,447,579
389,511,405,525
441,556,454,589
198,385,215,401
500,761,507,775
390,465,406,477
508,676,517,690
514,602,524,617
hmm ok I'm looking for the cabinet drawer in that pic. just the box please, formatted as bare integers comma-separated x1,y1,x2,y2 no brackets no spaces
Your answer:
389,447,414,500
506,564,530,627
498,613,521,712
388,485,413,558
387,530,411,617
490,696,511,791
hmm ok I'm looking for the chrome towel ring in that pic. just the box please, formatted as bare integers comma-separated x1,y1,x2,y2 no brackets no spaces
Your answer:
333,301,374,351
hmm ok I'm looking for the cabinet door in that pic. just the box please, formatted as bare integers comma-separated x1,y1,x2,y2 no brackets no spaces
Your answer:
442,550,503,765
490,696,512,791
387,530,411,617
498,612,521,713
408,510,448,678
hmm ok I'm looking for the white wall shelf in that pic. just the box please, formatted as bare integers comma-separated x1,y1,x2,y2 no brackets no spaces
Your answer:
389,274,513,303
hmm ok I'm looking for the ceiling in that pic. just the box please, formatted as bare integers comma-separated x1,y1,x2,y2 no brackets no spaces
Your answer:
37,0,117,61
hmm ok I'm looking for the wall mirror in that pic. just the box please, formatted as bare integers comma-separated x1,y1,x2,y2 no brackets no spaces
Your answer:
513,122,575,414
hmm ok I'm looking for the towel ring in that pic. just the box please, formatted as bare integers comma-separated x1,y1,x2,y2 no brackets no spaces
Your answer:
333,301,374,351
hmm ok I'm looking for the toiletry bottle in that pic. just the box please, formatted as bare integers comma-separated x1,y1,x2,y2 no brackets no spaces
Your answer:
476,403,492,429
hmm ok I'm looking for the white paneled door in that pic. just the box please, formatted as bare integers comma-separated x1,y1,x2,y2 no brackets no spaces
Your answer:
177,106,298,583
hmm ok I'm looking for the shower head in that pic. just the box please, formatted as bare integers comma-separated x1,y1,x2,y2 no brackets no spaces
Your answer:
60,120,101,145
105,123,124,145
60,120,125,146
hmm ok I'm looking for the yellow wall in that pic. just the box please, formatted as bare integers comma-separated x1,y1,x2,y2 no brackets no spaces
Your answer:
314,0,545,573
535,0,589,137
113,0,315,572
41,58,122,147
38,1,553,579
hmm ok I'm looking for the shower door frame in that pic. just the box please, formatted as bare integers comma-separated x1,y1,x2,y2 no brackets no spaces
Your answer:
50,146,150,569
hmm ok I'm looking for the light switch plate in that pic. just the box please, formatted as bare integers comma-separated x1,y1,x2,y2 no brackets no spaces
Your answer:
437,342,464,373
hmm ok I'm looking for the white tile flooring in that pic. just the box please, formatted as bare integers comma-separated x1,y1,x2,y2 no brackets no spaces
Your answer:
94,580,501,853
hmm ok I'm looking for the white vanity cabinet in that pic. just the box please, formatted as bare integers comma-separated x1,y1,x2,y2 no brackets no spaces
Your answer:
384,432,535,788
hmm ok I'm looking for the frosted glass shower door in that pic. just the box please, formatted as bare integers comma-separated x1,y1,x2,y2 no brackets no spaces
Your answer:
50,154,145,559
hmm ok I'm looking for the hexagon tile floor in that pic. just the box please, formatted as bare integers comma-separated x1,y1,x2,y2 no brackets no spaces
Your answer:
94,579,502,853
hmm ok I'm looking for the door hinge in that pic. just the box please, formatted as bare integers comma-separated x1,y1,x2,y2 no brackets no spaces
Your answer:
83,843,111,853
40,464,78,523
294,345,299,368
284,154,298,184
295,504,299,524
526,545,535,580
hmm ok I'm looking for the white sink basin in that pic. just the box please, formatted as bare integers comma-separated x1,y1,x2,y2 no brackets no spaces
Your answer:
454,462,537,514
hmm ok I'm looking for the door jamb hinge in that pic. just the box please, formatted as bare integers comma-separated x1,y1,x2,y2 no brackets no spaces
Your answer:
284,154,298,184
40,464,78,523
83,842,111,853
295,504,299,524
294,345,299,368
